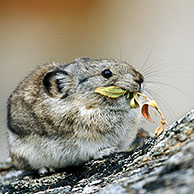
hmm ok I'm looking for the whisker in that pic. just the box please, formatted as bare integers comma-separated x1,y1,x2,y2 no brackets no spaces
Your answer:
143,70,192,81
139,42,156,73
143,59,181,77
124,49,134,65
119,46,123,62
142,58,177,75
141,49,180,75
143,82,164,92
145,80,193,102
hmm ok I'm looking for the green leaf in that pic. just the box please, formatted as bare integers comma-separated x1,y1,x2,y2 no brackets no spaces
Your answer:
133,92,139,103
130,93,140,109
126,93,130,99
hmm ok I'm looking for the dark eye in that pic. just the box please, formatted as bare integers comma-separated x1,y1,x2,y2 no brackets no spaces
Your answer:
101,69,112,79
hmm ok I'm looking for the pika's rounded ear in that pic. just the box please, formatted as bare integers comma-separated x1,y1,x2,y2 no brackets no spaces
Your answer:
42,69,69,98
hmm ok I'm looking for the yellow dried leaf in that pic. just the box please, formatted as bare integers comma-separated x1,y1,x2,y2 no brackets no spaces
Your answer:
141,103,154,122
147,100,157,108
130,97,140,108
95,86,126,98
130,92,140,109
133,92,139,103
154,122,164,136
126,93,130,99
94,86,168,136
137,92,168,136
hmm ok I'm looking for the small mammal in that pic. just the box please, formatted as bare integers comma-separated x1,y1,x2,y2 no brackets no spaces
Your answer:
7,58,144,174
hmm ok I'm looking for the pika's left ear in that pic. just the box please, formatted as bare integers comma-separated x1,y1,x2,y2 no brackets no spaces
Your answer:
42,69,69,99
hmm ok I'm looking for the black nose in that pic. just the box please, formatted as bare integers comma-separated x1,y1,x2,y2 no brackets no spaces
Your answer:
134,73,144,85
134,73,144,91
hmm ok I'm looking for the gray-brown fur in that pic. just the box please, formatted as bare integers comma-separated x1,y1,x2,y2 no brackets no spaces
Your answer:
7,58,144,173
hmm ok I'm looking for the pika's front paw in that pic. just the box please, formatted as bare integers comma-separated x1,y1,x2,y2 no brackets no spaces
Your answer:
38,167,55,176
94,147,119,159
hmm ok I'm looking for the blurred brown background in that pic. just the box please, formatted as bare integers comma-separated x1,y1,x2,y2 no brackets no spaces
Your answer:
0,0,194,161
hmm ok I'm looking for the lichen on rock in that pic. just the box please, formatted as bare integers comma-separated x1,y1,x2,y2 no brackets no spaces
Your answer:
0,110,193,194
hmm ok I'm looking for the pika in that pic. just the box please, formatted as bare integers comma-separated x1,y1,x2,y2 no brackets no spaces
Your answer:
7,58,144,174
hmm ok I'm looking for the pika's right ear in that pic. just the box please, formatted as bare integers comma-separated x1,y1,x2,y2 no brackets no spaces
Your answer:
42,69,69,99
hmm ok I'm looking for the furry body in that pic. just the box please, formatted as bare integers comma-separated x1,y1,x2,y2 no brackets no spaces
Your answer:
7,58,144,172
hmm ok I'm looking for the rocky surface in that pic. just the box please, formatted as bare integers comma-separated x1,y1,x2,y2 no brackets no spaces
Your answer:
0,110,193,194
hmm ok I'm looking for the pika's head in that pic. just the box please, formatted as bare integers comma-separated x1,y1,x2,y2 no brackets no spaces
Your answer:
43,58,144,103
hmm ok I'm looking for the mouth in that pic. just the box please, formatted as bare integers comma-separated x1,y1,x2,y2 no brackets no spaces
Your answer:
95,86,139,100
123,92,133,100
121,84,142,99
94,85,142,109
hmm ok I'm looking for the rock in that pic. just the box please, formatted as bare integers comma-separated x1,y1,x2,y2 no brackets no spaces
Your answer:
0,110,193,194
